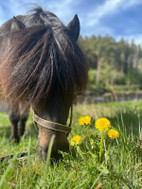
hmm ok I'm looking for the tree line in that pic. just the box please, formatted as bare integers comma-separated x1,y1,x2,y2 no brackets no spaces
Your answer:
78,35,142,91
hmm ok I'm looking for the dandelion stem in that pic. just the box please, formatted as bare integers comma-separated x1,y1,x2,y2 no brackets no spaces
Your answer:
106,139,112,166
108,139,113,154
86,126,92,144
99,130,104,163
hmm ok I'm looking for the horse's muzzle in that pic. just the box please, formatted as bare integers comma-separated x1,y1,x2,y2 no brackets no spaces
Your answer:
38,143,69,162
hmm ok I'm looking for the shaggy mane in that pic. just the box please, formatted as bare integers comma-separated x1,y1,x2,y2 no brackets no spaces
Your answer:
0,7,88,105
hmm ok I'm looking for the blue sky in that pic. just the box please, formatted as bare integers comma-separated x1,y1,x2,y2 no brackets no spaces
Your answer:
1,0,142,44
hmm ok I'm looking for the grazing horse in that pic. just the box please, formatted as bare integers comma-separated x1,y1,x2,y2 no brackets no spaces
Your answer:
0,6,88,161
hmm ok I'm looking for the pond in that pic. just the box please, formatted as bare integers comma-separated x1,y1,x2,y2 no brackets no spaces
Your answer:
77,91,142,104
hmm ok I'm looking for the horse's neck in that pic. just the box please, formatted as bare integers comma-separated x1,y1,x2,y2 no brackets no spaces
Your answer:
0,33,11,56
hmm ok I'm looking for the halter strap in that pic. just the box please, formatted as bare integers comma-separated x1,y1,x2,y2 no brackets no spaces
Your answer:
33,105,72,134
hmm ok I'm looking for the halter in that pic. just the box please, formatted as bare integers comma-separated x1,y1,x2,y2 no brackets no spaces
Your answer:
33,105,73,134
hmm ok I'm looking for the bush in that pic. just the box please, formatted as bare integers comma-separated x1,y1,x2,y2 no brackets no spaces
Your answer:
114,72,127,85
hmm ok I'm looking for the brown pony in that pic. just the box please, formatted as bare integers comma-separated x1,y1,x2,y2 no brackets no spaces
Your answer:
0,6,88,161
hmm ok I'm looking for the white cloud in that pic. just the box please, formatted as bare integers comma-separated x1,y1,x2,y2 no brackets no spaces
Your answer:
0,0,76,26
46,0,76,25
0,0,30,25
85,0,142,28
117,34,142,45
81,24,114,37
0,0,142,44
86,0,124,27
124,0,142,8
79,0,142,40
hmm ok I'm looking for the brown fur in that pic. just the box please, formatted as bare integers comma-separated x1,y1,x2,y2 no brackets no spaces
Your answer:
0,7,88,106
0,6,88,160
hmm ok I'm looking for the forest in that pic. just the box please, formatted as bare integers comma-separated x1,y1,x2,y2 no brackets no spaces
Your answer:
79,35,142,92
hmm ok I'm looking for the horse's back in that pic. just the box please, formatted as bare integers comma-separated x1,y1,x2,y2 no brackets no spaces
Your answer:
0,17,26,62
0,17,25,34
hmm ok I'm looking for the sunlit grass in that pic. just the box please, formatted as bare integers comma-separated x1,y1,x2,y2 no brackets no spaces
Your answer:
0,101,142,188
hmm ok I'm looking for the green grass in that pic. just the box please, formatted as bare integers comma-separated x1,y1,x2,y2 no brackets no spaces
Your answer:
0,101,142,188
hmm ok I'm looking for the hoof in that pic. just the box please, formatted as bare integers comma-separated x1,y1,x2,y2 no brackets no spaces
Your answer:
9,135,19,143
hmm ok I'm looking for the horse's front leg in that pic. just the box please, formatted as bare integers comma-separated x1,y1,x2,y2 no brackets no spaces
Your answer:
18,117,27,137
18,101,30,137
9,112,19,143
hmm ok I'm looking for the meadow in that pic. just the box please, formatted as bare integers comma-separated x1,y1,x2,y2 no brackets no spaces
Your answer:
0,101,142,189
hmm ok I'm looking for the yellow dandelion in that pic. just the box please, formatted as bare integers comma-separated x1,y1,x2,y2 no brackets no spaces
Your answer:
71,135,82,146
108,129,119,139
78,116,91,126
95,118,111,131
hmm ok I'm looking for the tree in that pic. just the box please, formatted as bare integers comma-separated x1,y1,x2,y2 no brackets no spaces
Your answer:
78,35,142,89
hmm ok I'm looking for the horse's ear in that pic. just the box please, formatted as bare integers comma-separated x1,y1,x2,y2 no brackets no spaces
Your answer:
67,14,80,41
11,17,25,31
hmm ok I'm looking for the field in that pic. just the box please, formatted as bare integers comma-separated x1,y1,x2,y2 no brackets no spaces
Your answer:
0,101,142,188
